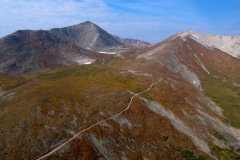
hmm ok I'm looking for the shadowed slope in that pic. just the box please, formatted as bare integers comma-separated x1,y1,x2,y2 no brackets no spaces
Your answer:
0,30,97,74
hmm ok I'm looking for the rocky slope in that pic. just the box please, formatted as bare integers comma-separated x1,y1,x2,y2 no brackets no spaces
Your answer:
137,32,240,159
50,21,123,51
50,21,150,51
178,31,240,58
0,29,240,160
0,30,98,75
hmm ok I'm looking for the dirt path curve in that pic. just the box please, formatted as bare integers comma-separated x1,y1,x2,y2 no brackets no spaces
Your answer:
36,78,162,160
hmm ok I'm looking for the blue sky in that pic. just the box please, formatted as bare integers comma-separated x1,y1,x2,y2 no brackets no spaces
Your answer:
0,0,239,43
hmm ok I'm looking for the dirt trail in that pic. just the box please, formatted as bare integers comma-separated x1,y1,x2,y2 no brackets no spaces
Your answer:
36,78,162,160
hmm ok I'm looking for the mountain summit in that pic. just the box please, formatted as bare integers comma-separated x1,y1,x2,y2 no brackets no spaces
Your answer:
50,21,150,51
50,21,123,51
0,21,150,74
0,29,97,74
177,31,240,58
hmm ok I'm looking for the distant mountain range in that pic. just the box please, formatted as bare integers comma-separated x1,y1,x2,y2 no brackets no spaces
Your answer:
0,21,150,74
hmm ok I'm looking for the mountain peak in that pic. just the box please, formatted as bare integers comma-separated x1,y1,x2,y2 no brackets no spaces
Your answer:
175,31,240,58
71,21,98,29
79,21,97,26
49,21,150,51
82,21,94,24
176,31,199,38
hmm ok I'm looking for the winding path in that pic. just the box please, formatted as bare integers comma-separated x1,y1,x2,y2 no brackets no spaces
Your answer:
36,78,162,160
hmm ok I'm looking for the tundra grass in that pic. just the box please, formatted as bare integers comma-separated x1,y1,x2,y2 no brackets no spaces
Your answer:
210,144,240,160
202,75,240,128
0,64,155,158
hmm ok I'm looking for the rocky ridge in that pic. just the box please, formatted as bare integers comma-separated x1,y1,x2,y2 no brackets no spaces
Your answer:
178,31,240,58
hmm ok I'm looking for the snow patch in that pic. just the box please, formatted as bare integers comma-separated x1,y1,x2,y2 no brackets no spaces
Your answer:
83,61,92,64
74,58,95,65
99,51,117,54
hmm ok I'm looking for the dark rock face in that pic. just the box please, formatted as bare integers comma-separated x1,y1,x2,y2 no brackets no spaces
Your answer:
50,21,151,51
50,21,124,51
0,30,94,74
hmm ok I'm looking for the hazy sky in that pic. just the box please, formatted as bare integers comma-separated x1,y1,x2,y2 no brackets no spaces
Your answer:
0,0,239,43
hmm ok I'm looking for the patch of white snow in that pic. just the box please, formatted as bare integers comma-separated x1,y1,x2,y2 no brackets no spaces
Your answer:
83,61,92,64
74,58,95,65
99,51,117,55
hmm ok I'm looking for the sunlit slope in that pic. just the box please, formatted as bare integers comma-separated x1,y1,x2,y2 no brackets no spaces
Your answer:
1,31,240,160
0,62,212,159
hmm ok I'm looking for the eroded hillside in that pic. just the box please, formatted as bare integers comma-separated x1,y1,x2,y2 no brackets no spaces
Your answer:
0,31,240,160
